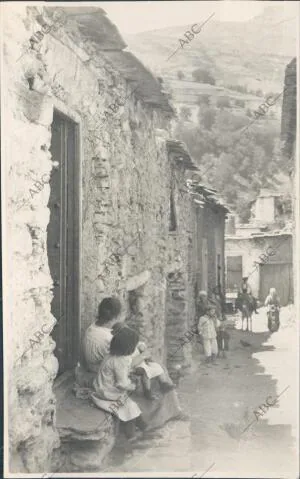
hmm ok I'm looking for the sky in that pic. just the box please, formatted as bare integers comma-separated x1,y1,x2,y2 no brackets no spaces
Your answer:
100,1,297,34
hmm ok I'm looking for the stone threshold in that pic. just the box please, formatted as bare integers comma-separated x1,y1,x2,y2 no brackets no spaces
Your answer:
52,371,183,472
53,370,116,472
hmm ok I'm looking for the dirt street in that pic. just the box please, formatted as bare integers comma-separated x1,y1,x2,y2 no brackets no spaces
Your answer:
105,305,298,477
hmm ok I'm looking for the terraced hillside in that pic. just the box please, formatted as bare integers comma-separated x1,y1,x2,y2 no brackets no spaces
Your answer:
124,5,296,122
124,6,296,221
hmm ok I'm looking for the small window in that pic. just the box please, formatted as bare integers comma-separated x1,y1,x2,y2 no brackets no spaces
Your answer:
169,190,177,231
217,253,221,287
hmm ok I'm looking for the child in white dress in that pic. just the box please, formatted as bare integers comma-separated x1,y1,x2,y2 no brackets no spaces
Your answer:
91,326,147,441
197,305,220,364
113,323,175,400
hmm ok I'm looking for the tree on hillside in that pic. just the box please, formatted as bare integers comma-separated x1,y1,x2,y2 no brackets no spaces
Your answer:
235,99,245,108
197,94,210,106
177,70,185,80
192,69,215,85
226,84,248,94
216,96,231,108
180,106,192,121
198,107,216,131
174,103,283,222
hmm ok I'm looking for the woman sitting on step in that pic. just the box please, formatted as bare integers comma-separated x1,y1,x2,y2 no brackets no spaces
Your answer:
74,297,121,389
75,296,186,430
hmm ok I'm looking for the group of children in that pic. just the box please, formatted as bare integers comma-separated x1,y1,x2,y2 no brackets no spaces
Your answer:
196,290,230,364
195,287,281,365
80,298,176,442
83,287,281,442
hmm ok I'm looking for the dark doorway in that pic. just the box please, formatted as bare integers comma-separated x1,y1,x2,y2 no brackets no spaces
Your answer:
260,263,293,306
226,255,242,290
48,110,80,375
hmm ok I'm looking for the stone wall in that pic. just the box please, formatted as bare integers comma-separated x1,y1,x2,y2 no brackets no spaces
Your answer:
4,5,62,473
3,4,174,473
164,187,227,375
3,4,227,473
164,165,196,374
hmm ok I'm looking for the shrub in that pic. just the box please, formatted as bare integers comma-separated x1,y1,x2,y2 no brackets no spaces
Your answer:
192,69,215,85
180,106,192,121
217,96,231,108
197,94,210,106
235,99,245,108
226,84,248,94
201,108,216,130
177,70,185,80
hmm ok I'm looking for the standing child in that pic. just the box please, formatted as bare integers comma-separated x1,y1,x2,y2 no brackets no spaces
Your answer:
91,326,147,442
197,305,220,364
216,321,230,358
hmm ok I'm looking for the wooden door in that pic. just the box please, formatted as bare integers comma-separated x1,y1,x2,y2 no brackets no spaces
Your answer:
259,263,293,306
48,111,80,374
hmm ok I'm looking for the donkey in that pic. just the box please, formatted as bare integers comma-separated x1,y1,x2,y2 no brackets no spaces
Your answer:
236,295,254,332
241,302,253,331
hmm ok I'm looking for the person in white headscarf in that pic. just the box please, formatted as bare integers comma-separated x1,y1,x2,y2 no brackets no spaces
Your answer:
265,288,280,312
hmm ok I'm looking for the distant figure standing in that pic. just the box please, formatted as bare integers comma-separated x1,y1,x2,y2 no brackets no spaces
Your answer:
265,287,280,332
197,305,220,364
265,288,280,311
216,321,230,357
196,290,210,319
240,277,252,295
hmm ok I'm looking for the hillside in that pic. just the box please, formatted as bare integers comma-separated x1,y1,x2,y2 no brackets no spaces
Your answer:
124,6,296,116
123,6,296,221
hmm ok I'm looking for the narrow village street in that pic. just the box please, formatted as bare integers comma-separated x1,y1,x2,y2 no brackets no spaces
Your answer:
3,4,298,477
105,305,298,477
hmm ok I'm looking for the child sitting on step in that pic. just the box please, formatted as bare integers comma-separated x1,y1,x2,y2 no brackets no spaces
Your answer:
113,322,175,400
91,325,147,442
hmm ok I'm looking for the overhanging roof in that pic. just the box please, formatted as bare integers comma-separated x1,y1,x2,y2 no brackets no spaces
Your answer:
102,51,174,114
226,231,292,240
46,6,126,50
189,181,230,213
47,7,174,115
166,140,198,170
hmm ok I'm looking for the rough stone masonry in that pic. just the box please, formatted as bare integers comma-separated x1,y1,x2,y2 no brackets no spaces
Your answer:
3,5,227,473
